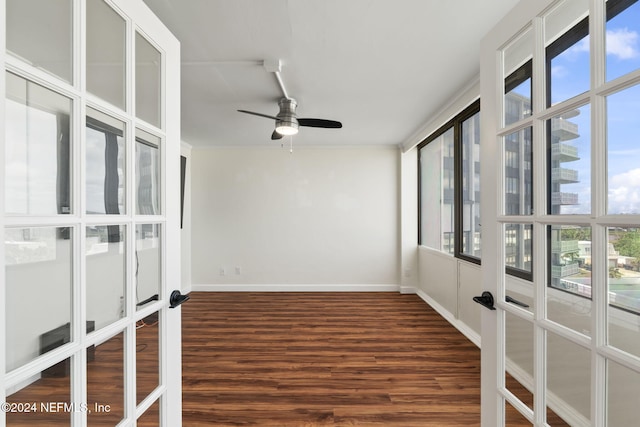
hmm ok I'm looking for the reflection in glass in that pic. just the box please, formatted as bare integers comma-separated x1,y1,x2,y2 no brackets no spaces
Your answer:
607,227,640,357
5,72,72,216
548,226,592,336
505,223,533,277
505,311,533,411
136,312,160,405
547,331,591,425
462,111,481,258
6,0,72,82
87,332,125,425
5,227,72,372
504,128,532,216
87,225,126,331
607,360,640,427
419,128,455,253
87,0,126,109
545,0,590,106
136,129,161,215
136,224,161,310
136,32,161,127
86,108,126,214
6,357,72,426
548,105,590,214
607,83,640,214
606,0,640,82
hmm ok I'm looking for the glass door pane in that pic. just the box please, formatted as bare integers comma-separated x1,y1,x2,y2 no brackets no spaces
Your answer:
86,225,127,331
6,357,72,426
6,0,73,83
5,227,73,372
87,0,126,109
5,72,72,216
135,32,161,127
87,332,125,425
86,108,126,215
136,129,161,215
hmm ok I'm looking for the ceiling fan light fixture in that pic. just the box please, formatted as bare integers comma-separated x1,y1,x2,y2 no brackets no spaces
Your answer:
275,118,299,135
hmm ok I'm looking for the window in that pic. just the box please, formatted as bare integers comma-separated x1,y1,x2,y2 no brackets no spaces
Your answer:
419,100,481,263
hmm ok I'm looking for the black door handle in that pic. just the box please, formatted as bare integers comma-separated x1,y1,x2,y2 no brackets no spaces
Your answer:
506,295,530,308
169,290,190,308
473,291,496,310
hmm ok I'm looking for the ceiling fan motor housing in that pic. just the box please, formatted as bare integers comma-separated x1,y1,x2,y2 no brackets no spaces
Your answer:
276,98,299,134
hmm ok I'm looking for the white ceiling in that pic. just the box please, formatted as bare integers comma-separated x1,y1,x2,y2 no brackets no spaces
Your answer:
143,0,520,147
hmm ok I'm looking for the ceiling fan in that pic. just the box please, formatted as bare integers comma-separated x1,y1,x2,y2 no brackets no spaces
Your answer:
237,60,342,140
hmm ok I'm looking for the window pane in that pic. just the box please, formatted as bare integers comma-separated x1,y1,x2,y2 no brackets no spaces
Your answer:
5,227,72,372
607,82,640,214
6,357,72,426
545,0,590,106
505,223,533,277
136,312,160,405
87,225,126,331
505,311,534,412
5,72,72,215
548,104,591,214
606,0,640,82
419,128,454,254
136,224,161,311
86,108,126,214
6,0,72,83
462,112,481,258
548,226,592,336
504,127,532,215
87,332,125,425
136,130,161,215
607,227,640,357
136,32,161,127
607,359,640,427
87,0,126,109
547,331,591,425
504,28,532,126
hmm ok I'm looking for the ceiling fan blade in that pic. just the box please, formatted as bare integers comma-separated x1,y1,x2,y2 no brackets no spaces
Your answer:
298,118,342,128
237,109,278,120
271,130,284,140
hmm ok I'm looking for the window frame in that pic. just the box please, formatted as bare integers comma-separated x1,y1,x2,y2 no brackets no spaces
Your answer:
418,99,481,265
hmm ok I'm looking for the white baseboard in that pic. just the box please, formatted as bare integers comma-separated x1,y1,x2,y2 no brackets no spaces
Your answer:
399,285,417,294
191,283,400,292
415,288,481,348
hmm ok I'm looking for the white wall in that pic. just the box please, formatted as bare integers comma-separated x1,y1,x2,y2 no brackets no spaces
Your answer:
190,145,399,290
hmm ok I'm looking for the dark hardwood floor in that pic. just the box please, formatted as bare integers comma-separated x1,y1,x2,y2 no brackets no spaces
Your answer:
182,292,482,426
6,291,569,426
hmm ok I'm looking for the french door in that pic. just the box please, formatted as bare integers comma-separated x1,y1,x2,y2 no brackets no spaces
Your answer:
481,0,640,425
0,0,182,425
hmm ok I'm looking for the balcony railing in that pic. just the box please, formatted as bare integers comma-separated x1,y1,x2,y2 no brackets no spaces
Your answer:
552,263,580,278
551,167,579,183
551,118,579,141
551,142,580,162
552,240,580,253
552,192,579,205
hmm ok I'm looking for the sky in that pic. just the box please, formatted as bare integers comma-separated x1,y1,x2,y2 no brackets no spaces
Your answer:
550,1,640,214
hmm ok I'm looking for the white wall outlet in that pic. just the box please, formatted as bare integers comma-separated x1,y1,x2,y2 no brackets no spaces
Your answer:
235,267,241,275
219,268,226,276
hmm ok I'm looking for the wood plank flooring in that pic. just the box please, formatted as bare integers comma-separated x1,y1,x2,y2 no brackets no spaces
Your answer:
181,292,482,426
